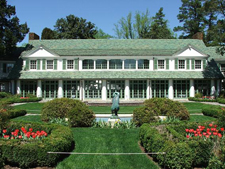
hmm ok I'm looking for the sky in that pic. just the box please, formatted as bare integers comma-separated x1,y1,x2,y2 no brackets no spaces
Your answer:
7,0,183,46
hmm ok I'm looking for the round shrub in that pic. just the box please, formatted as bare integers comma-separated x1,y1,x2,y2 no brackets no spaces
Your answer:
133,98,190,126
195,93,203,98
41,98,85,121
68,106,95,127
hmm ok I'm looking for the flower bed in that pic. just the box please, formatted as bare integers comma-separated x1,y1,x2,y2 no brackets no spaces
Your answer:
140,122,225,169
188,97,217,102
0,121,74,168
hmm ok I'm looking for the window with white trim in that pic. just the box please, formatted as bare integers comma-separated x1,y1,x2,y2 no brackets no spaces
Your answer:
178,60,185,69
195,60,202,69
47,60,53,69
30,60,37,70
67,60,74,69
158,60,164,69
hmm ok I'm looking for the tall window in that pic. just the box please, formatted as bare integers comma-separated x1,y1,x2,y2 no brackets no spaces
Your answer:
194,80,211,95
130,80,147,99
195,60,202,69
67,60,74,69
63,80,80,98
178,60,185,69
96,59,107,69
30,60,37,70
84,80,102,99
107,80,125,98
138,59,149,69
152,80,168,98
173,80,189,98
124,59,136,69
83,60,94,69
47,60,53,69
158,60,164,69
21,80,37,97
109,59,122,69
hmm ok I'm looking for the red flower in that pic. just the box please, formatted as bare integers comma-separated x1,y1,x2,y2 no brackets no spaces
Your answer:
214,125,218,128
185,129,189,132
221,128,224,132
186,135,190,138
194,134,198,137
32,134,36,139
18,135,22,139
2,129,7,133
4,135,9,139
29,128,33,132
218,133,222,138
209,124,213,127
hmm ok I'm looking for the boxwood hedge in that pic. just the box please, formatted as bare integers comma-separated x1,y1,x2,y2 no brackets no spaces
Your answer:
0,122,74,168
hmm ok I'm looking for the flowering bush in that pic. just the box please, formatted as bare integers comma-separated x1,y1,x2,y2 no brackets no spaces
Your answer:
2,127,48,140
185,123,224,140
20,97,29,99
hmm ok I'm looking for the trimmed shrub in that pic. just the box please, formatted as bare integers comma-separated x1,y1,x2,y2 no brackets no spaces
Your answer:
68,106,95,127
207,156,223,169
0,121,74,168
0,92,11,98
217,98,225,104
218,109,225,128
7,109,27,119
202,108,222,118
133,98,189,126
195,93,203,98
41,98,82,121
219,91,225,98
188,97,217,102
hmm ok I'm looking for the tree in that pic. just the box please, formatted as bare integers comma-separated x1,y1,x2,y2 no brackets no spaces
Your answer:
114,10,151,39
41,27,56,40
143,8,175,39
174,0,205,39
0,0,29,57
54,15,97,39
94,28,113,39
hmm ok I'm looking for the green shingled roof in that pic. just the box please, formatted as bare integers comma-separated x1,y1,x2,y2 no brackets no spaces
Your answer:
21,39,208,56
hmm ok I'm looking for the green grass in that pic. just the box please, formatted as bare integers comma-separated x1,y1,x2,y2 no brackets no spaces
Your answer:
10,115,43,123
57,128,159,169
89,106,142,114
183,102,222,114
13,103,44,114
189,115,216,123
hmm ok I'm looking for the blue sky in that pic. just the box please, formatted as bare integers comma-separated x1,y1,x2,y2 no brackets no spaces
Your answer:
8,0,182,45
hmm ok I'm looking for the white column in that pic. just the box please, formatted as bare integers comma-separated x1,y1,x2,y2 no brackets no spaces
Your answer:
190,79,195,97
210,80,215,96
16,80,21,94
150,59,154,70
11,80,15,94
149,80,152,98
125,80,129,100
102,80,107,100
94,60,96,70
122,60,125,70
79,60,82,71
217,80,221,96
168,79,174,99
58,80,63,98
37,80,42,98
147,80,150,99
80,80,84,100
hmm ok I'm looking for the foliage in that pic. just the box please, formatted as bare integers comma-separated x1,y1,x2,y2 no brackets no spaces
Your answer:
202,107,222,118
68,105,95,127
0,121,74,168
0,0,29,57
49,117,69,126
54,14,97,39
188,97,217,102
41,27,56,39
114,9,151,39
217,98,225,104
218,109,225,127
195,92,203,98
133,98,189,126
92,120,136,129
0,94,41,104
207,155,223,169
94,28,113,39
158,116,181,124
0,92,11,98
143,7,175,39
41,98,81,121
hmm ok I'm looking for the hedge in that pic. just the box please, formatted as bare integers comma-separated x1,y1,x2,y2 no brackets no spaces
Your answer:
188,97,217,102
139,122,216,168
217,98,225,104
202,108,222,118
0,122,74,168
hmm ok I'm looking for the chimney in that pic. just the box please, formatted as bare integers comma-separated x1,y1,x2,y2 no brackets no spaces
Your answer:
29,32,40,40
192,32,203,40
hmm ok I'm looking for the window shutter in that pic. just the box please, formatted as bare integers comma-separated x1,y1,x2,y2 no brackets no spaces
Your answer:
37,59,40,70
26,60,29,70
191,59,195,69
186,59,190,70
175,58,178,69
74,59,79,70
166,59,169,70
42,59,46,70
154,59,157,70
203,59,206,69
54,59,57,70
63,59,66,70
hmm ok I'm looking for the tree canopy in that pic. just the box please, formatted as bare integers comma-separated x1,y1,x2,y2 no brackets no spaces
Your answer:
54,15,97,39
41,27,55,40
0,0,29,57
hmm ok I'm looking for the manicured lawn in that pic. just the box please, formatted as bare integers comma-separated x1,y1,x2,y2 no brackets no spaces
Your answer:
56,128,159,169
11,115,43,123
13,102,44,114
183,102,222,114
189,115,216,123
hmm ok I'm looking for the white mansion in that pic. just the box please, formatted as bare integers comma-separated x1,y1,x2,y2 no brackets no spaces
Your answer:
5,33,225,101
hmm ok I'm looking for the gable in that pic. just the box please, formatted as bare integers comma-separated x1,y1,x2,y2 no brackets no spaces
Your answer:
174,45,208,57
23,45,59,58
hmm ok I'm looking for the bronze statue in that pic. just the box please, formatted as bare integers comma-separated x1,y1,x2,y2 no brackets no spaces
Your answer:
111,92,120,117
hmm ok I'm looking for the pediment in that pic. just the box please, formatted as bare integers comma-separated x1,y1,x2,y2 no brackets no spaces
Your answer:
173,45,208,57
23,45,59,58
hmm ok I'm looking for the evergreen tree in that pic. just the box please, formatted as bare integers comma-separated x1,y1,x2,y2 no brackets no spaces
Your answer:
41,27,56,40
54,14,98,39
144,8,174,39
0,0,29,57
94,28,113,39
174,0,205,39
